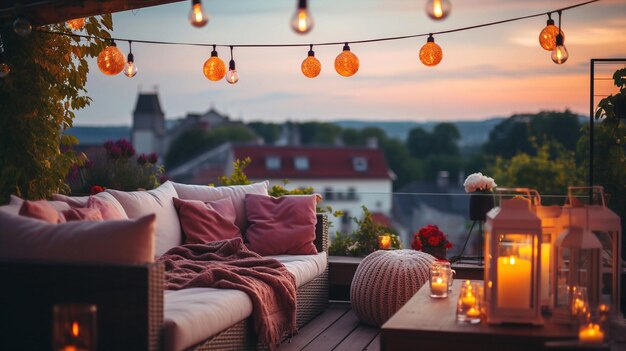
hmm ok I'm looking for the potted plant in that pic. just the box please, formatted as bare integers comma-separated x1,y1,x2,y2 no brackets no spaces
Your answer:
410,224,452,260
463,172,497,221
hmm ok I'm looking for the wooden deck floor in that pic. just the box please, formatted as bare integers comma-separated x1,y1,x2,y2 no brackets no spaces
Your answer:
279,303,380,351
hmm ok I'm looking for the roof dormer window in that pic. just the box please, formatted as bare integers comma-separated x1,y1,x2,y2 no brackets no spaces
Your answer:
265,156,281,170
294,156,309,171
353,157,368,172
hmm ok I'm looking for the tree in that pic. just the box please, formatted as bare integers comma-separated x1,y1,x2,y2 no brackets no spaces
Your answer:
165,125,257,168
407,127,433,158
298,122,341,145
0,17,111,203
431,123,461,156
248,122,281,144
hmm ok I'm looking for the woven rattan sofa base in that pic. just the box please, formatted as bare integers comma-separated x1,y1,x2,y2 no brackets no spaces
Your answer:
187,267,329,351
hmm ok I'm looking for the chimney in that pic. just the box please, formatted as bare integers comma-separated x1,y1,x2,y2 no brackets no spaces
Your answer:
436,170,449,188
366,136,378,149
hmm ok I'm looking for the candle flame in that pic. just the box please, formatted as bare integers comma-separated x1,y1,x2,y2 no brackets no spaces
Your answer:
508,256,516,265
436,277,443,284
71,321,79,337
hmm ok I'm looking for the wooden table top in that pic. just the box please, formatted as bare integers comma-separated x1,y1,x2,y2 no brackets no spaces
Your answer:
381,280,579,351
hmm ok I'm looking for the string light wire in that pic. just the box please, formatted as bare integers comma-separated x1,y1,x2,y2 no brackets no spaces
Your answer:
33,0,599,49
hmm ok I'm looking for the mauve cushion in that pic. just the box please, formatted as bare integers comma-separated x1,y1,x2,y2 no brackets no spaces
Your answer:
0,211,156,264
87,196,125,220
19,200,66,223
244,194,318,256
172,181,269,233
52,192,128,219
62,208,104,222
173,197,241,244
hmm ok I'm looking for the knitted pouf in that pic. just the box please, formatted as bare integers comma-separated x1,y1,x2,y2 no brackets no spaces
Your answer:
350,249,435,326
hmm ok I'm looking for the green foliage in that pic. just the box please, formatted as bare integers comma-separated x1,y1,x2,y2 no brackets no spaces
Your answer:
218,157,252,186
489,142,583,203
0,16,111,202
68,140,165,193
165,125,257,168
298,122,342,145
328,206,402,256
483,111,581,159
247,122,282,144
407,123,460,158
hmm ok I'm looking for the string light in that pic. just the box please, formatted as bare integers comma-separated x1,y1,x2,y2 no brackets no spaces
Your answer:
538,13,564,51
419,34,443,67
203,45,226,81
335,43,359,77
301,44,321,78
0,35,10,78
13,17,32,37
123,41,138,78
291,0,314,34
97,40,126,75
226,46,239,84
551,11,568,64
425,0,451,21
66,18,85,30
189,0,208,28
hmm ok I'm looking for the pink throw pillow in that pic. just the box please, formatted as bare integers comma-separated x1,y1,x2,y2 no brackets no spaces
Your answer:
244,194,318,255
87,196,124,220
19,200,64,223
173,197,242,244
62,208,104,222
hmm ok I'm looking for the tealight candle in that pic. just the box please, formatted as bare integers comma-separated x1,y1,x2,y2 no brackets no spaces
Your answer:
456,281,482,324
378,234,391,250
461,293,476,308
431,277,448,295
466,307,481,318
579,323,604,345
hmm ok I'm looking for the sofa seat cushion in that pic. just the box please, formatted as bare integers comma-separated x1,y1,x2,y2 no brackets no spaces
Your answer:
163,288,253,351
162,252,327,351
271,252,328,287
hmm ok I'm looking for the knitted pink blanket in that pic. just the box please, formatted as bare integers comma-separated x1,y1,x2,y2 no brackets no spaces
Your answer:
158,238,297,350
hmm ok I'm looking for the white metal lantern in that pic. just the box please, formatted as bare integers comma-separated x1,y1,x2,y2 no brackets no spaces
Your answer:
553,220,602,322
535,204,562,308
484,195,543,325
564,186,622,316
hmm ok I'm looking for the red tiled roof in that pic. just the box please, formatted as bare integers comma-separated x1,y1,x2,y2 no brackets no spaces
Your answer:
371,212,392,228
233,146,391,179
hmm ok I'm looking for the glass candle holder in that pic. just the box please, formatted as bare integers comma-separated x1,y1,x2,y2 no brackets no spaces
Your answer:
378,234,391,250
52,303,97,351
457,281,482,324
432,260,455,292
571,286,588,318
429,264,449,298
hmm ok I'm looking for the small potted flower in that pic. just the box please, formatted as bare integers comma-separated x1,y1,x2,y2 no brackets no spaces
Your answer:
463,172,497,221
411,224,452,260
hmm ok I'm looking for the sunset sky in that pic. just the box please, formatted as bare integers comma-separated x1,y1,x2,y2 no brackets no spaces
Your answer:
75,0,626,126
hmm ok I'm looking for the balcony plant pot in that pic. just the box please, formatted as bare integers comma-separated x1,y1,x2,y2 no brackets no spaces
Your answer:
469,192,494,222
422,247,447,260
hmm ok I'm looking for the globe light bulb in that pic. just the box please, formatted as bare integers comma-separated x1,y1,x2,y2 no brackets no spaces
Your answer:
203,47,226,81
97,41,126,75
334,43,359,77
425,0,451,21
226,57,239,84
539,17,564,51
419,35,443,67
0,59,9,78
189,0,208,28
66,18,85,30
551,34,568,64
124,53,138,78
13,17,32,37
291,0,314,34
301,46,321,78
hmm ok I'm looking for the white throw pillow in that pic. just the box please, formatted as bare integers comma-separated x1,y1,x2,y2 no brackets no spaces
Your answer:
107,181,181,257
0,211,155,264
172,181,269,232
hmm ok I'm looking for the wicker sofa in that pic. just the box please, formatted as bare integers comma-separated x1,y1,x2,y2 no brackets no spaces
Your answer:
0,182,329,351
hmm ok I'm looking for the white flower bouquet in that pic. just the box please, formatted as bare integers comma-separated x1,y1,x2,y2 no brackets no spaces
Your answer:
463,172,497,193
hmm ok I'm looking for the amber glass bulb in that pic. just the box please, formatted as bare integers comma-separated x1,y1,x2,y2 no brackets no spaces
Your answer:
425,0,451,20
551,35,568,64
539,19,564,51
66,18,85,30
13,17,32,37
419,36,443,67
302,55,321,78
189,0,208,28
0,62,9,78
334,43,359,77
203,50,226,81
97,42,126,75
291,0,314,34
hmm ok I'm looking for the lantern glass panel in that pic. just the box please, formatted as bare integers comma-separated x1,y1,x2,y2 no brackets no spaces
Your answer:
592,230,614,305
556,246,571,309
496,233,534,309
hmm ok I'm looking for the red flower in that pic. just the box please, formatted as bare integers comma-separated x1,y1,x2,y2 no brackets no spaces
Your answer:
411,224,452,250
428,236,441,246
90,185,105,195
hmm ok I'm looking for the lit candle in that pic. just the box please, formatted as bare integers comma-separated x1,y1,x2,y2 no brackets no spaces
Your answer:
466,307,481,318
431,277,448,295
461,292,476,308
579,323,604,344
497,255,531,309
60,346,78,351
378,234,391,250
540,242,550,302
